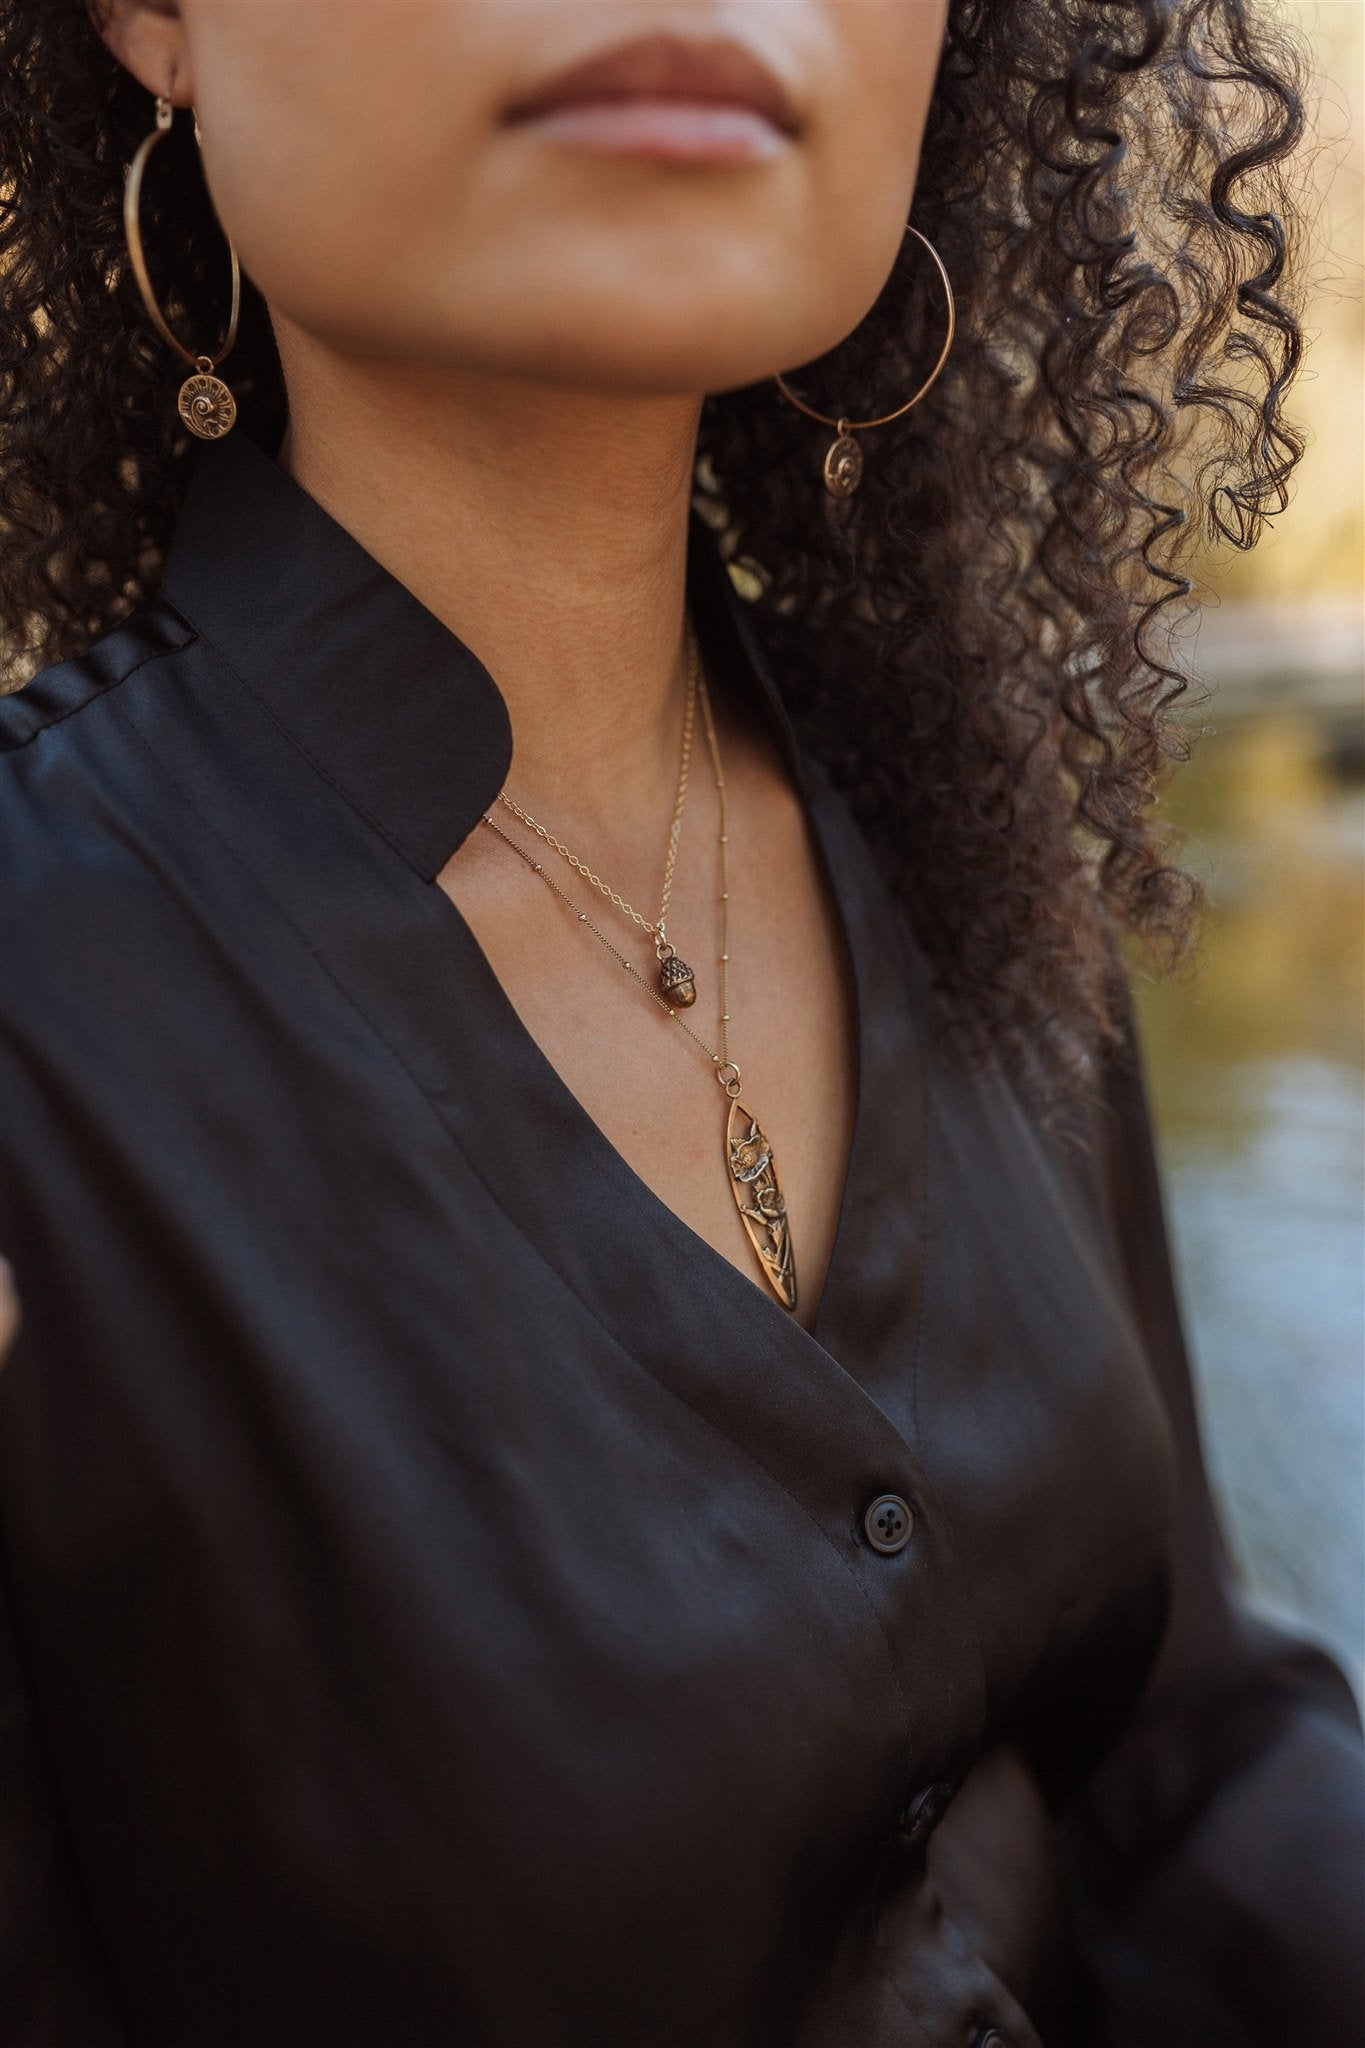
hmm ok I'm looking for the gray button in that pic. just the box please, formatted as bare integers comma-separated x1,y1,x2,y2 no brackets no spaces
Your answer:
973,2031,1009,2048
862,1492,914,1553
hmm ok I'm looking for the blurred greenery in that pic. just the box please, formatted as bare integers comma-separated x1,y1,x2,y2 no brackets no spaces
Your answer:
1138,710,1362,1091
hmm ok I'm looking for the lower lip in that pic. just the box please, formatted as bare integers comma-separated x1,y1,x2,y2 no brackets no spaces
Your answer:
510,97,789,165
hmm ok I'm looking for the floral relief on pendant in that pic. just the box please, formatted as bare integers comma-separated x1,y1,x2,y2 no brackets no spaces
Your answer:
725,1099,798,1313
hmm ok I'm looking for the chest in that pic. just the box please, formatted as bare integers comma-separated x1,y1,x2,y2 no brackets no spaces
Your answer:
435,763,859,1336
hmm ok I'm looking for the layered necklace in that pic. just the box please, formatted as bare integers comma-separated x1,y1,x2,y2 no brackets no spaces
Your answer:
479,620,798,1314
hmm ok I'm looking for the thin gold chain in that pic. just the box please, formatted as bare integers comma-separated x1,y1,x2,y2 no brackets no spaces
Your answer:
492,626,700,951
479,637,741,1095
696,643,731,1073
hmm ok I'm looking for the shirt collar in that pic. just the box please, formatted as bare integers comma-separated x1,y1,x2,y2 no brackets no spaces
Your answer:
156,424,810,882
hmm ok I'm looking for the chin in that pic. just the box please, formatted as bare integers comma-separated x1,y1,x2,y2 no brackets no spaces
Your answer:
481,331,802,399
443,285,864,400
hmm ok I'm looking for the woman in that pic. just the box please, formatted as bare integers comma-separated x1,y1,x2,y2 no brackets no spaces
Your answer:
0,0,1360,2041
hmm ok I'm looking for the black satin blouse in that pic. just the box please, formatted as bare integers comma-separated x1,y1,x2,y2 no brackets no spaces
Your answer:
0,426,1360,2047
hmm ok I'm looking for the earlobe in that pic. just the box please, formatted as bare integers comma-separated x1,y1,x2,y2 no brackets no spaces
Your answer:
87,0,195,109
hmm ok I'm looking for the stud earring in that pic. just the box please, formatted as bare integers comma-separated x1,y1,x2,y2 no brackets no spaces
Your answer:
123,93,241,440
773,225,955,498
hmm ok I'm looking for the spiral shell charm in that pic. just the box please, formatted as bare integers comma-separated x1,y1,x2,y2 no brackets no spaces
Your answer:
177,370,237,441
822,431,863,498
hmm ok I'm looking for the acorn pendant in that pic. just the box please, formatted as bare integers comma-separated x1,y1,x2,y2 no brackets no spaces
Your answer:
659,949,697,1008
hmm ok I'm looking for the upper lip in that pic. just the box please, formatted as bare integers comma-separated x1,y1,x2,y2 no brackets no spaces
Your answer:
501,31,803,137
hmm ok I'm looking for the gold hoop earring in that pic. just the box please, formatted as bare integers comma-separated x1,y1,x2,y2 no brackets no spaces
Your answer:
773,224,955,499
124,93,241,441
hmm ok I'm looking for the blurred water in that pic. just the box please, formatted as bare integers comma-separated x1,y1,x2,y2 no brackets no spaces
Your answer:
1133,701,1365,1699
1162,1056,1364,1690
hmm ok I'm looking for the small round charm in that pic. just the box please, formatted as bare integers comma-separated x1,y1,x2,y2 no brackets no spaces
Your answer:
822,433,863,497
177,372,237,441
659,952,697,1007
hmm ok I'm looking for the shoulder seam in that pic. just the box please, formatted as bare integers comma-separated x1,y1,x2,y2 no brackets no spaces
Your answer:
0,602,198,756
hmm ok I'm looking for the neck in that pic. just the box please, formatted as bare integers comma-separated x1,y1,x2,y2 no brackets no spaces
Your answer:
274,324,705,833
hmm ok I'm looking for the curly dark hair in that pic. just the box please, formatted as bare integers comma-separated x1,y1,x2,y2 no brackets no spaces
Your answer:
0,0,1312,1125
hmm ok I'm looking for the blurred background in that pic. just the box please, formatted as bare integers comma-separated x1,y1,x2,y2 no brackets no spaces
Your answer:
1129,0,1363,1698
